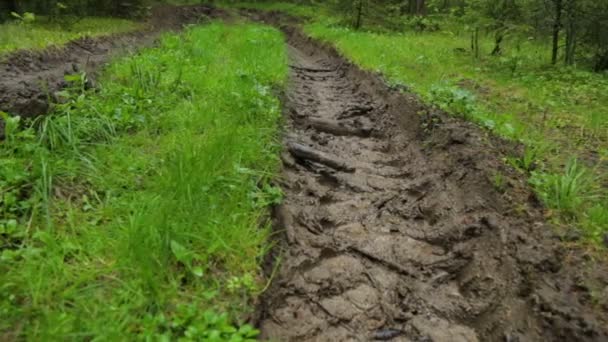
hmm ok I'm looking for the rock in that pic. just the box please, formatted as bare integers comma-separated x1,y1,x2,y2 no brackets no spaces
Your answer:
372,329,403,340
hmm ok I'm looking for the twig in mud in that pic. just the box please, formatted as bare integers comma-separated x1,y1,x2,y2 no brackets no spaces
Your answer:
308,118,372,138
348,246,415,278
288,64,336,73
287,142,355,173
338,104,374,119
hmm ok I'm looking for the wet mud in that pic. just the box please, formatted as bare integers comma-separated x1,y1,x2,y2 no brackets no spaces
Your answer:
256,24,608,342
0,5,225,120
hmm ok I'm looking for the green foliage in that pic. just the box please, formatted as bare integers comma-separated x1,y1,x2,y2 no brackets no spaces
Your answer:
582,204,608,242
507,144,545,173
430,83,477,119
10,11,36,23
492,172,507,193
0,22,287,339
141,305,259,341
530,159,598,219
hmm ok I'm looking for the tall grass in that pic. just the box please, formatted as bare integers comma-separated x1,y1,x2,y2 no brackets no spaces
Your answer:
0,22,286,339
530,159,598,218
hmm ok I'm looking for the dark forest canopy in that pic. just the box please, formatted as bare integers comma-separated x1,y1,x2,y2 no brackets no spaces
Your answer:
0,0,157,18
2,0,608,70
260,0,608,71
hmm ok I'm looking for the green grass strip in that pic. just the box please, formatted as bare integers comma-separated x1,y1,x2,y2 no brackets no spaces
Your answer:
0,22,286,340
0,17,139,55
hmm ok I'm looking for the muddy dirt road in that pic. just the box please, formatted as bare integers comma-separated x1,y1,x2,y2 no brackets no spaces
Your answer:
0,5,223,120
256,26,608,342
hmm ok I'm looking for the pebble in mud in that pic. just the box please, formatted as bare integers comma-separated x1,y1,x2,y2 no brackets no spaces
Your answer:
372,328,403,340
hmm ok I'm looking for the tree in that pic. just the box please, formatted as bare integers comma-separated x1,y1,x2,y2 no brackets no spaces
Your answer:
354,0,364,29
563,0,581,65
551,0,563,64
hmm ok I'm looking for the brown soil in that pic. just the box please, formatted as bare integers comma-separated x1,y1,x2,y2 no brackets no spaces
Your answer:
253,20,608,342
0,5,225,121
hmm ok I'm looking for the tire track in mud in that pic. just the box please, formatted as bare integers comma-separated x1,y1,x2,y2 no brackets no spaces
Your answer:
256,25,608,342
0,5,225,121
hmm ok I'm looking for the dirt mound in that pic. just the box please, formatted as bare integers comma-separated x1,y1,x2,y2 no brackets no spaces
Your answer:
0,5,226,122
254,22,608,341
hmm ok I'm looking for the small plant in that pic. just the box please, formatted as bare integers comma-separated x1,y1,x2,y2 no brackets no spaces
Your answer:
587,111,606,137
507,144,544,173
403,15,440,32
429,83,477,120
227,273,257,295
498,54,524,75
170,239,204,278
250,183,283,208
582,204,608,243
492,172,507,193
142,305,259,341
530,159,598,219
10,12,36,24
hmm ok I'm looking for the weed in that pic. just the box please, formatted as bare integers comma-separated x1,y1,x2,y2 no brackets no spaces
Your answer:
141,305,259,341
530,159,598,219
492,172,507,193
10,11,36,24
507,143,545,173
583,204,608,242
429,83,477,120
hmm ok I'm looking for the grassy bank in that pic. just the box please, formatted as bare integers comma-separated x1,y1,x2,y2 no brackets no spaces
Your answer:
0,22,286,340
229,2,608,245
0,17,139,55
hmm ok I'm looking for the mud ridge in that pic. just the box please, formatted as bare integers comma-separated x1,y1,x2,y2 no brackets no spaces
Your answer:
0,5,226,122
253,16,608,342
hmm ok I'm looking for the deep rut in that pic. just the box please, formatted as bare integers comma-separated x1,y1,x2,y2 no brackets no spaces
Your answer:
256,26,608,342
0,5,224,120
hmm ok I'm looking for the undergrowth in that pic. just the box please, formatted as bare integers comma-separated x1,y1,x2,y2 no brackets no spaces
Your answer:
0,22,286,339
229,1,608,244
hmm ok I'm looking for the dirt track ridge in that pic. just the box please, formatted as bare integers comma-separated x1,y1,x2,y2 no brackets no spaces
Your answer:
0,5,224,121
255,23,608,342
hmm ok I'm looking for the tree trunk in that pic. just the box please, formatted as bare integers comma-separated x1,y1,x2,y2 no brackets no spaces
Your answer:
471,27,480,59
354,0,363,30
400,1,407,15
406,0,426,15
564,0,577,65
595,50,608,71
416,0,426,15
491,33,504,56
408,0,416,14
551,0,563,65
565,20,576,65
7,0,19,12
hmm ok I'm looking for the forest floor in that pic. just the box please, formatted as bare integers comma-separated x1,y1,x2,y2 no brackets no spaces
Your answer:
1,3,608,341
248,11,608,341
